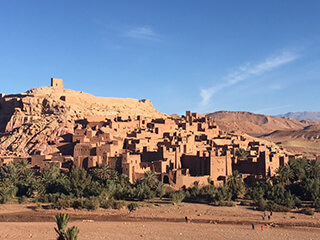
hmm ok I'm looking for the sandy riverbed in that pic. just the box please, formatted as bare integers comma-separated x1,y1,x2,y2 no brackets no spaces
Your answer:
1,202,320,240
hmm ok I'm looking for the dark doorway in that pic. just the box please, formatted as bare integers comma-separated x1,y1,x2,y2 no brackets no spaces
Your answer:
163,175,169,184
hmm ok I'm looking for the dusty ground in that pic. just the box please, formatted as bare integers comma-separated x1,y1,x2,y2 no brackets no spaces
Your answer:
1,203,320,240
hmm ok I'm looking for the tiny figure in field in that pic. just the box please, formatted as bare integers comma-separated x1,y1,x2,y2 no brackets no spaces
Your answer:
268,215,271,220
270,211,273,216
251,223,255,230
185,216,190,223
261,224,264,231
262,215,265,220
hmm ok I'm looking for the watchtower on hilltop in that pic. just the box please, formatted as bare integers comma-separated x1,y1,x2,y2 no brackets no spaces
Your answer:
51,78,63,88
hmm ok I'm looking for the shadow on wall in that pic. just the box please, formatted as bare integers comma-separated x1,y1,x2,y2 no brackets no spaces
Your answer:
0,96,24,133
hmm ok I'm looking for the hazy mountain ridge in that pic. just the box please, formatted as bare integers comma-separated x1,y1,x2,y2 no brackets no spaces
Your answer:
277,112,320,122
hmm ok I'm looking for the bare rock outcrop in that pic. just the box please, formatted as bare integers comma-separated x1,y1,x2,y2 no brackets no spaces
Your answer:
0,86,166,157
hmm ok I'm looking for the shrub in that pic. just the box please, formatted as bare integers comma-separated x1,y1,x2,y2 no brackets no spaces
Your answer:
300,208,315,215
268,203,291,212
100,198,115,209
37,193,61,203
169,191,185,205
257,198,267,211
135,183,156,200
236,148,248,158
214,187,232,202
189,183,200,198
239,199,252,206
54,197,72,210
34,203,42,210
18,195,27,204
71,198,87,210
212,201,235,207
128,202,139,212
113,200,126,210
313,197,320,209
85,197,100,210
100,198,126,209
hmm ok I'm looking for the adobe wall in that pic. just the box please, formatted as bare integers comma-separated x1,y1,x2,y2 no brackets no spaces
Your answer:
51,78,63,88
180,175,209,188
233,152,267,177
181,154,210,176
210,155,229,181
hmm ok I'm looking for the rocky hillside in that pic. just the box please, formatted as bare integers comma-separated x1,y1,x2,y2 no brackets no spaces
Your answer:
0,86,165,157
277,112,320,122
206,111,310,136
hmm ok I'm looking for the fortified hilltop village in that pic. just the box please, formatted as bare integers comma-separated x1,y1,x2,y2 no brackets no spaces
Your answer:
0,78,299,188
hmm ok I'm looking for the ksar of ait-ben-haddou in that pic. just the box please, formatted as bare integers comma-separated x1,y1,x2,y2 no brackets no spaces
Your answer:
0,78,293,188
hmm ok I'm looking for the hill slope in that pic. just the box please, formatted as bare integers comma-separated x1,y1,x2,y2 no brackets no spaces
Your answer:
0,86,165,157
206,111,320,158
206,111,310,135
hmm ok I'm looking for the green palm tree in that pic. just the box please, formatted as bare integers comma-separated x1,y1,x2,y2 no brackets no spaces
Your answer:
277,166,293,186
65,226,79,240
226,171,246,200
307,160,320,179
54,213,79,240
142,171,158,189
54,213,70,240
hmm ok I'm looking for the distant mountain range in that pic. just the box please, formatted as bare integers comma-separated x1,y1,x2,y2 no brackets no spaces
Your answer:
277,112,320,122
205,111,310,136
205,111,320,158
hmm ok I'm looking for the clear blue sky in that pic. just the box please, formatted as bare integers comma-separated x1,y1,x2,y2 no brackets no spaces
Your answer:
1,1,320,115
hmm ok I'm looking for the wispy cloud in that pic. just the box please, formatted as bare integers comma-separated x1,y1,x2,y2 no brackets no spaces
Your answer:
93,19,160,42
126,26,159,41
200,51,298,106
